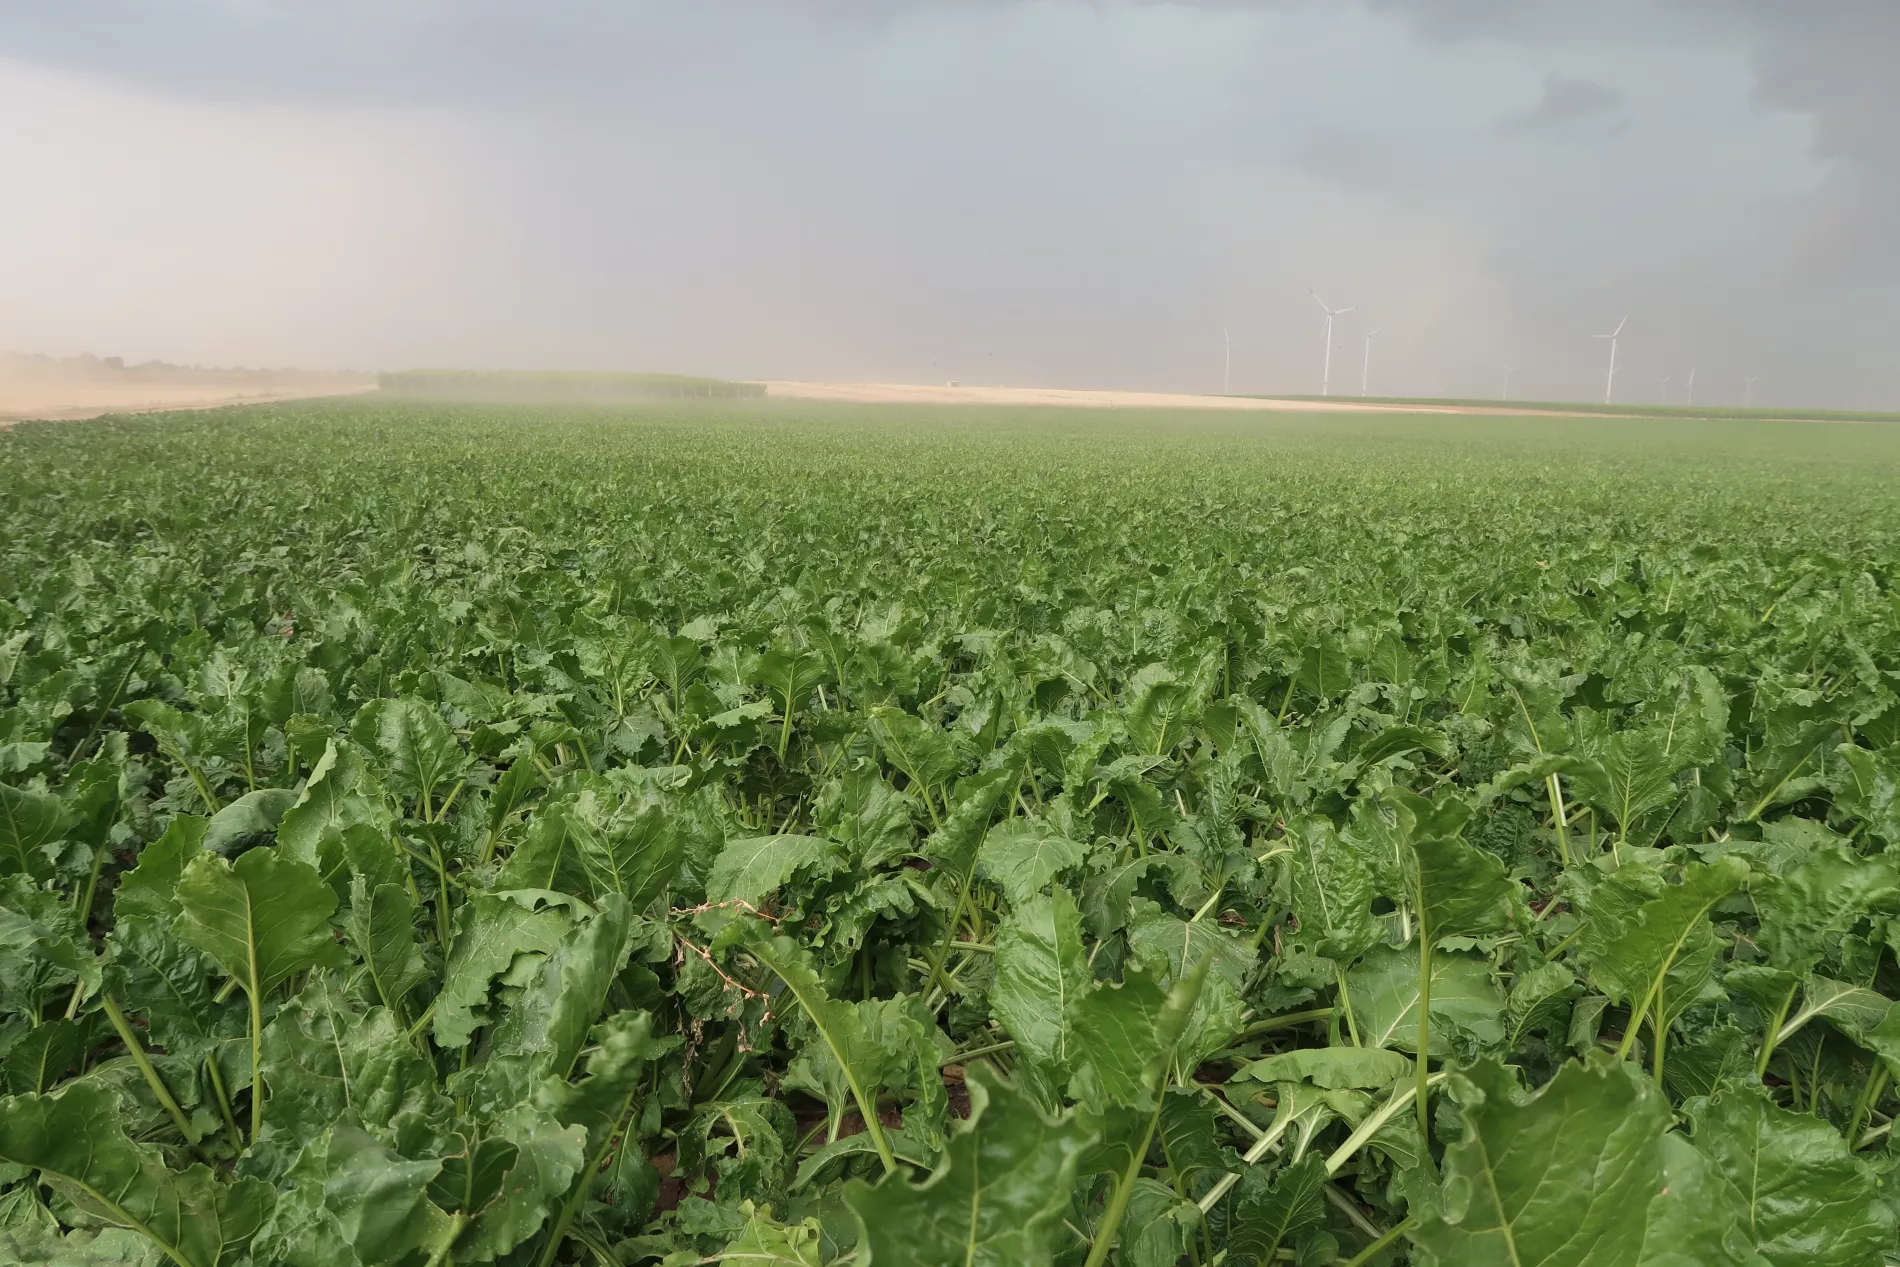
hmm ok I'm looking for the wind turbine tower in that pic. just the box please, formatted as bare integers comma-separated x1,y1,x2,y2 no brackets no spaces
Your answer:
1361,326,1385,396
1685,367,1696,408
1223,327,1236,395
1312,292,1356,396
1593,317,1627,404
1745,375,1760,408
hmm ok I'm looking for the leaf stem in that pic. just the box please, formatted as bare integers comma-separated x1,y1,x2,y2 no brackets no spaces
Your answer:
921,864,977,1003
1335,963,1362,1048
99,993,201,1153
1545,772,1571,868
536,1090,639,1267
1415,928,1433,1152
1082,1103,1160,1267
757,950,897,1177
1340,1218,1416,1267
205,1051,244,1153
1753,982,1800,1078
424,1211,469,1267
1847,1065,1889,1150
1326,1073,1448,1177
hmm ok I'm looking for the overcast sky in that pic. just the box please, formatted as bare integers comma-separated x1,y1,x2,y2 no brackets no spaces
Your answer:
1,1,1895,406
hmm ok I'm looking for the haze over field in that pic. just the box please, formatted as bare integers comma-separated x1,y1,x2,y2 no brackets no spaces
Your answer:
2,2,1897,408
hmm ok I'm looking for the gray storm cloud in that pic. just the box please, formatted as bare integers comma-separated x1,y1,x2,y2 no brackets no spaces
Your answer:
0,0,1894,408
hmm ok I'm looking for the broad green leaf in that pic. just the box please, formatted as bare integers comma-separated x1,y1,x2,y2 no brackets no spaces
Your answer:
343,877,429,1020
433,890,579,1048
783,993,941,1148
1235,1046,1414,1090
1118,1177,1203,1267
4,1019,84,1095
976,818,1087,907
991,887,1089,1076
104,917,240,1062
1688,1084,1894,1267
349,696,470,813
1068,968,1167,1108
1228,1153,1328,1264
921,764,1017,876
0,783,69,882
258,981,441,1141
1411,1058,1672,1267
0,877,99,1013
814,763,916,869
867,706,964,797
276,741,390,870
113,816,208,924
1578,857,1748,1039
171,848,347,999
1637,1134,1767,1267
472,894,635,1108
718,1201,825,1266
1503,961,1583,1050
440,1105,587,1261
707,834,845,906
1412,831,1524,944
1752,845,1900,975
0,1083,273,1267
1284,815,1382,962
1571,730,1684,841
1347,944,1505,1054
1124,662,1191,755
536,1009,680,1154
426,1135,519,1215
560,786,683,907
1155,1089,1227,1188
201,788,297,855
1775,974,1893,1045
255,1119,451,1265
844,1064,1094,1267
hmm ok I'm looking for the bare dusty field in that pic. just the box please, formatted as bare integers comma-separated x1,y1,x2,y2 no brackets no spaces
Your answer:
760,380,1580,415
0,379,375,424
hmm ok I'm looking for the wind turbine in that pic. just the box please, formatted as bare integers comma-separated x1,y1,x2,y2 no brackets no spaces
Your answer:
1592,317,1627,404
1685,367,1696,408
1744,375,1760,408
1360,326,1385,396
1223,327,1237,395
1661,374,1671,405
1312,292,1356,396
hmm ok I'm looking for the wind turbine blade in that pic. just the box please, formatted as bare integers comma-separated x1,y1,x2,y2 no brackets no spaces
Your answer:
1613,316,1628,337
1312,291,1330,312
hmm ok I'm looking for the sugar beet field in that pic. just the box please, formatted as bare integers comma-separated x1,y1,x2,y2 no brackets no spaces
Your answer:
5,397,1900,1267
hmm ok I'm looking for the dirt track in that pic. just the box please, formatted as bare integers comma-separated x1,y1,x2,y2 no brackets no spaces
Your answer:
0,381,375,425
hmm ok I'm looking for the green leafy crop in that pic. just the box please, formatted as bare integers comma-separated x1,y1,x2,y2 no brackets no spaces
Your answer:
2,397,1900,1265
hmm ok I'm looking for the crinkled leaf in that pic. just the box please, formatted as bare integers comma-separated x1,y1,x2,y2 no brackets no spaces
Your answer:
0,1083,273,1267
843,1065,1093,1267
976,818,1087,907
1688,1084,1894,1267
707,834,845,906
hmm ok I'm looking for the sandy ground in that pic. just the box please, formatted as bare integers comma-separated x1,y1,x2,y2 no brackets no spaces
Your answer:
0,380,375,425
765,380,1359,411
761,380,1577,415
